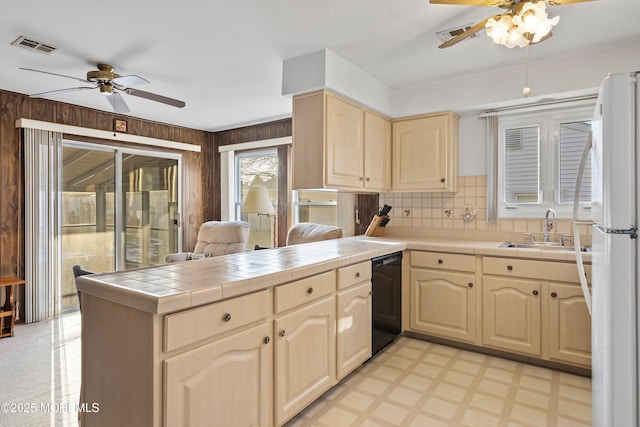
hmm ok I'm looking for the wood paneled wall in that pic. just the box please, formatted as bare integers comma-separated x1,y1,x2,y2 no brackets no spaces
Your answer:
0,89,207,284
210,119,293,244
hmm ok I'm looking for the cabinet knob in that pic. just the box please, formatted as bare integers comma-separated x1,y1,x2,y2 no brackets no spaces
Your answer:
307,287,314,295
263,336,270,345
438,259,443,264
507,265,513,271
440,178,445,183
279,330,286,337
533,290,539,296
223,313,232,322
355,272,360,278
359,177,364,181
551,292,558,298
366,177,370,182
468,282,473,288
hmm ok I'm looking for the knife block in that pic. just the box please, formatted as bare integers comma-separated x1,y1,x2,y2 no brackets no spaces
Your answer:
365,214,388,237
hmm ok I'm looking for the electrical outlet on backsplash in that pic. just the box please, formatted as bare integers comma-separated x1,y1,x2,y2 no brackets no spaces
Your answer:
378,175,592,246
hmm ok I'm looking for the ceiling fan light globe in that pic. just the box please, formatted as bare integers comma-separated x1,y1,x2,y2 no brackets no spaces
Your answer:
486,14,514,44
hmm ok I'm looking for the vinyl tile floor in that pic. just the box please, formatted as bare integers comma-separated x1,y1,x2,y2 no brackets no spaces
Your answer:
285,337,592,427
0,313,591,427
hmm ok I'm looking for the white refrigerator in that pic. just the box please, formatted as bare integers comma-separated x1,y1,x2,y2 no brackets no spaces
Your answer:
575,71,639,427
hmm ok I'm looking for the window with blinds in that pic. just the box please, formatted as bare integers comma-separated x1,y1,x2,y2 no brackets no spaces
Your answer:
559,121,591,203
497,104,593,218
504,126,540,203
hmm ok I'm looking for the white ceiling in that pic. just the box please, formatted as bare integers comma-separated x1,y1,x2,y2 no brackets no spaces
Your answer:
2,0,639,132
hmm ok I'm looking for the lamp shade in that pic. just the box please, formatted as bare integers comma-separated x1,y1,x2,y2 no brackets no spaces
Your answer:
242,185,275,215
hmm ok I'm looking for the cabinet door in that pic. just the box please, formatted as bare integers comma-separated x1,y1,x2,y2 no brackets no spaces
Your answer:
164,322,272,427
325,95,364,189
363,111,391,191
548,283,592,367
274,296,336,425
336,282,372,380
411,269,476,342
483,277,541,356
392,114,454,191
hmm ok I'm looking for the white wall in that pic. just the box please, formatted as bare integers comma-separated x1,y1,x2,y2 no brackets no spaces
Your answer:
283,42,640,177
405,42,640,176
458,114,487,176
282,49,394,117
393,42,640,118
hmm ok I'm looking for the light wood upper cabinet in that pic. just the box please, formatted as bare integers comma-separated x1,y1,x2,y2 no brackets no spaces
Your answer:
292,90,391,192
363,111,392,190
325,95,364,188
392,112,458,192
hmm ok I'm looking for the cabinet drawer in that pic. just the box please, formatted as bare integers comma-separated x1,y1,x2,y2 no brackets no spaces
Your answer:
411,251,475,272
483,257,591,283
164,290,269,353
274,271,336,314
337,261,371,290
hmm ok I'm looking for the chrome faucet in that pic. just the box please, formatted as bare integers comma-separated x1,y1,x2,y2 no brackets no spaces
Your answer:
543,208,557,243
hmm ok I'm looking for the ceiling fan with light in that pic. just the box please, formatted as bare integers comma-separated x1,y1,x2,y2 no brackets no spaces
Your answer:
431,0,594,49
20,63,186,113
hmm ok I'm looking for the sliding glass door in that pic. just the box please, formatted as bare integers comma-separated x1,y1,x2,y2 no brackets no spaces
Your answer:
121,154,179,269
61,142,180,310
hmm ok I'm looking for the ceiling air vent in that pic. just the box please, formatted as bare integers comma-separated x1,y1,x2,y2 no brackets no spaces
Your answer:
436,24,477,44
11,36,57,55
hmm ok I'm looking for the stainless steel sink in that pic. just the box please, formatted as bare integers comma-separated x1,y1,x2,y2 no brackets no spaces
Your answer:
500,242,592,252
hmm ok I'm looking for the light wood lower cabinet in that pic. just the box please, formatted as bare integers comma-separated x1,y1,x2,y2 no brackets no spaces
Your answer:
548,282,592,366
274,296,336,425
411,269,476,343
164,322,272,427
482,276,542,356
336,281,372,380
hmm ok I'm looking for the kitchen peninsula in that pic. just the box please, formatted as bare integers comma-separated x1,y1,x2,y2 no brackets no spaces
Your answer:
76,236,405,427
76,235,590,426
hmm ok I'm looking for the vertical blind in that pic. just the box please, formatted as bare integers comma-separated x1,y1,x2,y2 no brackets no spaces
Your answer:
23,128,62,322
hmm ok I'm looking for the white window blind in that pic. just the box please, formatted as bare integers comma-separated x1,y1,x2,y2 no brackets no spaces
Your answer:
504,126,540,204
559,121,591,203
496,103,594,218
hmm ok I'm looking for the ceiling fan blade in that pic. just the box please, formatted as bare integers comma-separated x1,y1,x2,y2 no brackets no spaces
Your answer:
30,86,97,97
111,74,150,87
430,0,513,6
105,92,131,114
438,16,498,48
19,67,91,84
125,88,186,108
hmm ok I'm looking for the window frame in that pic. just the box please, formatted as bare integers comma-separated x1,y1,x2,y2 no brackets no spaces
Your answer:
497,105,594,219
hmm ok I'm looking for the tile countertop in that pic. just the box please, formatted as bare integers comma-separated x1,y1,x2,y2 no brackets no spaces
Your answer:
75,235,590,316
75,236,406,315
376,235,592,263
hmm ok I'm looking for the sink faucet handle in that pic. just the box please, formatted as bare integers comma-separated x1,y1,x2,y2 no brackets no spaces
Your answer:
559,233,573,246
522,232,535,244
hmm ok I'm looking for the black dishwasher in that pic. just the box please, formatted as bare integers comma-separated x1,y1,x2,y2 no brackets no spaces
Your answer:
371,251,403,355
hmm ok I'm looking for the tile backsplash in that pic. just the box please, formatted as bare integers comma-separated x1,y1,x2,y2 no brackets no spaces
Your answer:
378,175,591,246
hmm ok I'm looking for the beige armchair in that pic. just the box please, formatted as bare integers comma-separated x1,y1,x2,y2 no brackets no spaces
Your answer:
165,221,250,262
286,222,343,246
